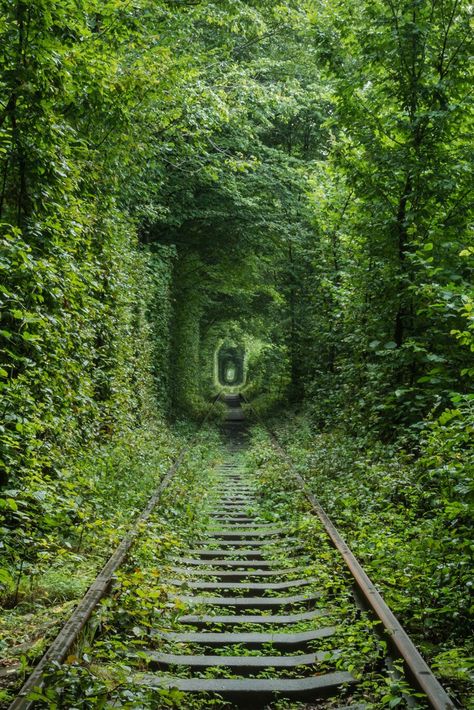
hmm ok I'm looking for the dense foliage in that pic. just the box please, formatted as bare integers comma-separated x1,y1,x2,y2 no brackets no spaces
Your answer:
262,406,473,705
0,0,472,704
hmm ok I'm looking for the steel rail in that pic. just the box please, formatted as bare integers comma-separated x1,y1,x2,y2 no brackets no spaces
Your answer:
241,395,456,710
9,395,221,710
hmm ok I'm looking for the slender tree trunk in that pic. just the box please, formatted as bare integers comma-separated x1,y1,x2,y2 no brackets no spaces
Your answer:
394,174,412,348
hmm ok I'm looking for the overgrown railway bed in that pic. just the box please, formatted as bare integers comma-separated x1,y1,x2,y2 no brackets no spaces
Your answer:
9,396,455,709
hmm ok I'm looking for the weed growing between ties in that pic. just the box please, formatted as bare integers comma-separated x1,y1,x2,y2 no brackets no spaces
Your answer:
0,424,220,708
9,429,428,710
18,428,222,709
255,414,474,709
245,429,431,710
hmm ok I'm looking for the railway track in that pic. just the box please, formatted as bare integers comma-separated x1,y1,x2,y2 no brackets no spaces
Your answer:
9,395,455,709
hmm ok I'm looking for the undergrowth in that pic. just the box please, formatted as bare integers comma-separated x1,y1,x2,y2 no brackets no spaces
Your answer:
264,397,474,708
0,419,208,706
246,433,429,710
17,426,222,709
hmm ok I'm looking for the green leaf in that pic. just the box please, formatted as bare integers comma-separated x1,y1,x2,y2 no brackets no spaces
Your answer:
0,568,14,586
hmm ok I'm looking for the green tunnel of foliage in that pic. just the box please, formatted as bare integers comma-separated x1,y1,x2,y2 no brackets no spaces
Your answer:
0,0,472,701
1,0,472,447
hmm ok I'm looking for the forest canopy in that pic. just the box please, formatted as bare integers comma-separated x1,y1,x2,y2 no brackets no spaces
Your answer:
0,0,473,704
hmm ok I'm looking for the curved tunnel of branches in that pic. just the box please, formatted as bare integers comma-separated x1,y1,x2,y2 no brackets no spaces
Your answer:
0,0,473,707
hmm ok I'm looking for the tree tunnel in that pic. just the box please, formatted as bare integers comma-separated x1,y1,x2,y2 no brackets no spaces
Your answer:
217,345,245,387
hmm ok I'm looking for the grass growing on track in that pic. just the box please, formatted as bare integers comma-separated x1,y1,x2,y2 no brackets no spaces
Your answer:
0,423,221,708
20,428,223,708
251,419,473,709
5,429,436,709
245,430,427,710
